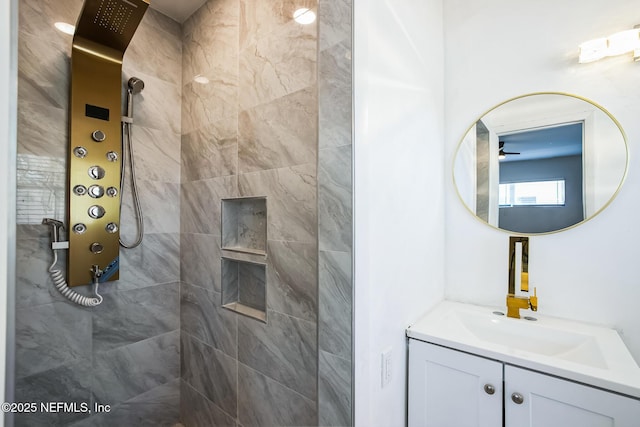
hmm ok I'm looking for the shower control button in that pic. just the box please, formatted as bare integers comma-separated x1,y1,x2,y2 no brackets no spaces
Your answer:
88,185,105,198
91,130,106,142
72,223,87,234
106,151,118,162
88,165,106,180
90,242,104,254
106,187,118,197
73,185,88,196
73,146,88,158
88,205,106,219
105,222,119,234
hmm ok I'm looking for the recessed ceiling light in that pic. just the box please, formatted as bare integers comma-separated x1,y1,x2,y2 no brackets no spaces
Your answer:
54,22,75,35
194,75,210,84
293,8,316,25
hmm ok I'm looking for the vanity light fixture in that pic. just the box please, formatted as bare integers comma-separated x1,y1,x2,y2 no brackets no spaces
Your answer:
578,26,640,63
54,22,76,35
293,8,316,25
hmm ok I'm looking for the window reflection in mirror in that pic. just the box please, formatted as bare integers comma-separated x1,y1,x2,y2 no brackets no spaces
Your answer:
453,93,628,235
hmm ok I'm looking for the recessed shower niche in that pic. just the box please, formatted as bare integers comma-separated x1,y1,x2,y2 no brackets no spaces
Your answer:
221,197,267,322
221,196,267,254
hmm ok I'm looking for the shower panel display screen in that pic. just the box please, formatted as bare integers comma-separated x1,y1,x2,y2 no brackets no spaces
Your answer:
85,104,110,121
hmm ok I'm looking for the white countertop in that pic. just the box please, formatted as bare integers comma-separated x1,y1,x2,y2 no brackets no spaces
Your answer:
407,300,640,399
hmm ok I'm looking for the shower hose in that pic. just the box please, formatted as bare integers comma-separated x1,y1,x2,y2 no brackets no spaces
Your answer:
48,250,103,307
119,121,144,248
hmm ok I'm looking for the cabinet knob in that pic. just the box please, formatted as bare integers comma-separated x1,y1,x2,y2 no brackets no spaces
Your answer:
483,384,495,395
511,392,524,404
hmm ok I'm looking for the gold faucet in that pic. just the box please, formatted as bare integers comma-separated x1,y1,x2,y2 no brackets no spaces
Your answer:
506,236,538,319
507,288,538,319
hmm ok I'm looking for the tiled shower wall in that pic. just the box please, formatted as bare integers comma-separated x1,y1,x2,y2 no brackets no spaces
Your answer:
179,0,320,425
14,0,182,425
317,0,353,425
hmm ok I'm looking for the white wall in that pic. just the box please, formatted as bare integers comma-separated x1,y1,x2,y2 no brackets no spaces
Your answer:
1,0,17,422
353,0,445,425
444,0,640,362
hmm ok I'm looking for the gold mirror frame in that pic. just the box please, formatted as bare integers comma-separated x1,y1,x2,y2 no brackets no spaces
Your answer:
452,92,629,235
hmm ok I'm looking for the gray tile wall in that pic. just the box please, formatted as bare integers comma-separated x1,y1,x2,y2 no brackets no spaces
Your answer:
16,0,351,425
180,0,320,425
318,0,353,425
14,0,182,425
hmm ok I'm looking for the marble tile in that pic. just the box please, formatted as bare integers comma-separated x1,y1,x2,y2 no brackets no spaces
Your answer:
221,197,267,252
17,100,67,160
239,0,317,49
182,0,238,86
318,145,352,252
319,41,352,149
17,223,49,239
15,237,67,308
71,379,180,427
181,118,238,182
181,333,237,417
181,282,237,358
18,29,70,109
239,19,317,110
183,0,237,38
181,233,222,292
318,250,352,359
117,233,180,290
121,70,181,135
180,380,237,427
142,6,182,39
238,86,317,173
318,351,352,427
237,310,317,400
15,301,92,378
14,359,92,427
266,240,317,322
16,153,66,226
130,125,181,183
237,364,316,427
126,8,182,86
181,175,238,234
237,261,266,310
120,179,180,237
238,163,316,243
18,0,82,40
221,258,239,306
181,74,238,136
92,330,179,406
319,0,352,52
92,282,179,353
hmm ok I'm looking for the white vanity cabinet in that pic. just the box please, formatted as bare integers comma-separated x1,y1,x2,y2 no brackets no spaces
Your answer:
408,339,640,427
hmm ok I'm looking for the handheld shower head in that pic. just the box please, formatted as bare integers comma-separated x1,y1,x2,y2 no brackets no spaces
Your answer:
125,77,144,119
128,77,144,94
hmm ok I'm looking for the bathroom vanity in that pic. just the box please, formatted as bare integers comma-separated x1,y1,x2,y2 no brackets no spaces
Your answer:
407,301,640,427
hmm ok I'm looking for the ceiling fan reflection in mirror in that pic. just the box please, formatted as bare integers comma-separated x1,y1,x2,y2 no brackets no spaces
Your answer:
498,141,520,160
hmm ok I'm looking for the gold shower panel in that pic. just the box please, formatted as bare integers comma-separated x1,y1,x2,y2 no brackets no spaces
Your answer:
68,0,149,286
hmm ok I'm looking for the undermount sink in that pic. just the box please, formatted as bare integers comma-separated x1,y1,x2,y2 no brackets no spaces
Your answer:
407,300,640,398
454,308,608,368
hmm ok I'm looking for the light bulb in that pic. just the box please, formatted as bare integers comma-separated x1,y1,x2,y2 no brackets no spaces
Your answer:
293,8,316,25
606,29,640,56
194,75,210,84
578,38,607,63
54,22,75,35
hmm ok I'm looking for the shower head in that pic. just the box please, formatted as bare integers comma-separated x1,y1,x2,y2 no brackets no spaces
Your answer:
125,77,144,119
73,0,150,58
128,77,144,94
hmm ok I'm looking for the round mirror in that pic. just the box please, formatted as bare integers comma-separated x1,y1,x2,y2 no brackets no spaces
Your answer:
453,93,628,234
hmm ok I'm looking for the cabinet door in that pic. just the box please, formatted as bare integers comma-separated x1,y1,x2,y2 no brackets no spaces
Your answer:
408,340,503,427
505,365,640,427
